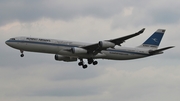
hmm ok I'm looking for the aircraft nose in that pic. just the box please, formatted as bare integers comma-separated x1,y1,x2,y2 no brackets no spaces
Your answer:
5,40,10,46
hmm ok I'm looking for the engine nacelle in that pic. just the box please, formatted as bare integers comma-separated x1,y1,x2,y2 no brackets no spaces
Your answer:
99,41,115,48
71,47,87,54
55,54,77,62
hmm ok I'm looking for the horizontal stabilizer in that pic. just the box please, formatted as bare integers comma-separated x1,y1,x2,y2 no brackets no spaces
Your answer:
149,46,175,55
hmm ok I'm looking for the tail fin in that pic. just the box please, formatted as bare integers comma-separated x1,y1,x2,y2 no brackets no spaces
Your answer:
138,29,165,49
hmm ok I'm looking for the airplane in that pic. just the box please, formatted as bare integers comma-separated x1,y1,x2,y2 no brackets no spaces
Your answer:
5,28,174,69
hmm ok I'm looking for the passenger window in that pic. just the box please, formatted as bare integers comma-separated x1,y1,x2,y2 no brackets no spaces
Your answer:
10,38,15,40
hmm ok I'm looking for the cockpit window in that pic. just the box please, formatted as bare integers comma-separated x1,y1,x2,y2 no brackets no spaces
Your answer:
10,38,15,40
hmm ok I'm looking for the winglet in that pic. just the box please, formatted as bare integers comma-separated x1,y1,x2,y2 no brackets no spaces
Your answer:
137,28,145,34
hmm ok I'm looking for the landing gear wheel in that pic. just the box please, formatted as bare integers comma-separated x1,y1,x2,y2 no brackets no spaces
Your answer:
88,61,92,64
20,50,24,57
20,54,24,57
78,62,83,66
87,58,93,64
82,65,88,69
93,61,98,65
78,59,88,69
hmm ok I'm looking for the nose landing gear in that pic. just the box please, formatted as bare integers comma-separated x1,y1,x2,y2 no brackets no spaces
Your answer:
20,50,24,57
20,54,24,57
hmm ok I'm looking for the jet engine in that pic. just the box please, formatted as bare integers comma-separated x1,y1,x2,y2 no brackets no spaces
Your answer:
71,47,87,54
99,41,115,48
54,54,77,62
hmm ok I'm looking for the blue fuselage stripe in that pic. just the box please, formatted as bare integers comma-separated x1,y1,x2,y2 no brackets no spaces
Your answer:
107,49,149,56
7,40,78,47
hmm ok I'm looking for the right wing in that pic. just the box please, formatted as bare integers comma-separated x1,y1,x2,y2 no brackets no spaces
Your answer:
81,28,145,54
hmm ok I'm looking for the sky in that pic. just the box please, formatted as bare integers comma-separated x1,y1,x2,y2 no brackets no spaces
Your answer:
0,0,180,101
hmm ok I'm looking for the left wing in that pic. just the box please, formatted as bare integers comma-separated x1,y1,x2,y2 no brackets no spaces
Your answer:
81,28,145,54
108,28,145,45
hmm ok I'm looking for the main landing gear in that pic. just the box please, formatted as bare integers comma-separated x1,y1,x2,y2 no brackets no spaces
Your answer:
20,50,24,57
78,58,98,69
87,58,98,65
78,59,88,69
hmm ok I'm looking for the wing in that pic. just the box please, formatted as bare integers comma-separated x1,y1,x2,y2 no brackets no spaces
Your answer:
81,28,145,54
108,28,145,45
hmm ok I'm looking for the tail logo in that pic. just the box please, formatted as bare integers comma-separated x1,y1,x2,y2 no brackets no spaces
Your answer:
152,38,158,43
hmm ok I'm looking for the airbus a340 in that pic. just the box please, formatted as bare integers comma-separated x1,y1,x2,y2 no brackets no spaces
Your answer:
6,28,174,69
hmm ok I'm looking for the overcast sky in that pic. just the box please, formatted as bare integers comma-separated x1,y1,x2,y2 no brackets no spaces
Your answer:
0,0,180,101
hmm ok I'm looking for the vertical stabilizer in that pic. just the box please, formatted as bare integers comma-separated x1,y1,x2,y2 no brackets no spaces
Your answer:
138,29,165,49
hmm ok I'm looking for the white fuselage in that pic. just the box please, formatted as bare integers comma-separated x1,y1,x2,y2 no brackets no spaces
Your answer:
6,37,151,60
